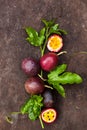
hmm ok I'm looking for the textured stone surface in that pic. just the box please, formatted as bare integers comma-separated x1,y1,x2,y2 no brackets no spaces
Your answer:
0,0,87,130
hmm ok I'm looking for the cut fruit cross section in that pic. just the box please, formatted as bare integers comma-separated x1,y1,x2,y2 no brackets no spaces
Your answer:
41,108,57,123
47,35,63,52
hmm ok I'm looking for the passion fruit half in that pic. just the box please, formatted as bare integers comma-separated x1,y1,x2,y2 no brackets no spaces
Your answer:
41,108,57,123
47,34,63,52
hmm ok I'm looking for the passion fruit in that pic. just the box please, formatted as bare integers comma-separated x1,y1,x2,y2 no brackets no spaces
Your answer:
21,57,39,77
47,34,63,52
41,108,57,123
40,52,58,71
43,89,54,108
24,77,45,94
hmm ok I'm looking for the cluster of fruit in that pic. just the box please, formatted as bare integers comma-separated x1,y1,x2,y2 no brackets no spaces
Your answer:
6,19,83,128
21,34,63,123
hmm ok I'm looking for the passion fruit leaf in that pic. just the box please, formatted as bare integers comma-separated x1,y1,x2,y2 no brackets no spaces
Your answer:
25,27,45,46
28,95,43,120
48,24,64,36
49,25,61,35
20,95,43,120
39,28,45,36
58,29,67,35
28,105,41,120
48,64,67,81
58,72,83,85
42,19,55,28
20,98,33,114
47,64,83,97
53,84,65,97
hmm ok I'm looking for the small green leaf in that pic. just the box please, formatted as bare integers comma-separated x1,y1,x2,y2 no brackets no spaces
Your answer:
42,19,55,28
28,105,41,121
25,27,38,38
25,27,45,46
42,19,67,36
58,29,67,35
58,72,83,84
20,98,32,114
54,84,65,97
48,24,61,36
39,28,45,36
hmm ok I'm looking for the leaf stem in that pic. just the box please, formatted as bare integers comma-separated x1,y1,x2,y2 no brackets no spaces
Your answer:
41,27,49,56
5,116,13,124
40,27,49,77
11,112,21,115
57,51,67,56
41,37,47,56
5,112,21,124
39,116,44,129
73,51,87,55
38,74,47,81
45,85,53,89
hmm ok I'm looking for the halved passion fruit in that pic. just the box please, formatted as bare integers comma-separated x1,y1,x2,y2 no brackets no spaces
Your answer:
47,34,63,52
41,108,57,123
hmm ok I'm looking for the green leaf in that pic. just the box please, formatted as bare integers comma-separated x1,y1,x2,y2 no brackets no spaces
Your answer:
25,27,38,38
48,24,61,35
54,84,65,97
47,64,83,97
58,72,83,84
25,27,45,46
39,28,45,36
20,95,43,120
28,105,41,121
28,95,43,120
42,19,55,28
48,25,67,36
58,29,67,35
20,98,33,114
48,64,67,82
42,19,67,36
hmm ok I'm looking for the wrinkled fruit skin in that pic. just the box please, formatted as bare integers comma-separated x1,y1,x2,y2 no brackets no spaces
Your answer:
25,77,45,94
43,90,54,108
21,57,39,77
40,53,58,71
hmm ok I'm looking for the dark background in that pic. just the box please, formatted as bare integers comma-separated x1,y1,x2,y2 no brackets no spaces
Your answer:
0,0,87,130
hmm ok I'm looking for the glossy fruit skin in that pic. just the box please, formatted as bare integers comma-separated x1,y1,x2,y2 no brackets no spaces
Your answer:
40,52,58,71
43,90,54,108
41,108,57,123
47,34,63,52
21,58,39,77
25,77,45,94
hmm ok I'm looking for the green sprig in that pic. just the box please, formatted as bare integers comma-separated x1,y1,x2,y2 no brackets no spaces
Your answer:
47,64,83,97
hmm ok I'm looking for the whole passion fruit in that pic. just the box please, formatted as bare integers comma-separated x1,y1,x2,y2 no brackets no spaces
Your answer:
40,52,58,71
24,77,45,94
21,57,39,77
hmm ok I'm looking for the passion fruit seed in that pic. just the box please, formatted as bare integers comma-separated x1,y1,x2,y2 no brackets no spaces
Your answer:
41,108,57,123
47,35,63,52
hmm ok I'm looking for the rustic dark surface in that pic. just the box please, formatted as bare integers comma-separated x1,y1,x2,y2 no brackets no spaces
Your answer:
0,0,87,130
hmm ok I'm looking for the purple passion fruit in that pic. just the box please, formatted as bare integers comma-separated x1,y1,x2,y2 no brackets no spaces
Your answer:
24,77,45,94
